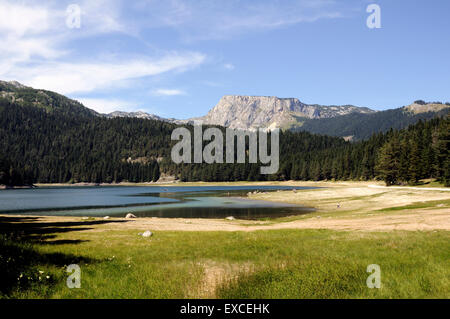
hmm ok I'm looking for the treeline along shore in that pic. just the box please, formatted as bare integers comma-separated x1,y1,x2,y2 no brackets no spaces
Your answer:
0,97,449,187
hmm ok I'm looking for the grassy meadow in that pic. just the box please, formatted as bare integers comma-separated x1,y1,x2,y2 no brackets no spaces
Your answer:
1,181,449,299
1,223,449,299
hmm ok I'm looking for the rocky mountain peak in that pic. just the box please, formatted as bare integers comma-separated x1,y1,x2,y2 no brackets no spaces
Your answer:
191,95,375,130
0,80,30,91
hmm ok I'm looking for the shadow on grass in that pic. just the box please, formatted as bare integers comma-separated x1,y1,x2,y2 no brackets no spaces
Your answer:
0,216,128,296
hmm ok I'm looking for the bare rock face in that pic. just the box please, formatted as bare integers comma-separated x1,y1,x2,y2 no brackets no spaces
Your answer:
96,94,376,130
190,95,374,130
404,102,449,114
1,80,30,89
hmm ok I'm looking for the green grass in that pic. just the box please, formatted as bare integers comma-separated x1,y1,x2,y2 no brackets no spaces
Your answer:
412,180,448,188
1,221,449,299
375,199,450,212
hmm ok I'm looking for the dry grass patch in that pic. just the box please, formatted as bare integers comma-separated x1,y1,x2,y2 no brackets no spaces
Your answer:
188,260,254,298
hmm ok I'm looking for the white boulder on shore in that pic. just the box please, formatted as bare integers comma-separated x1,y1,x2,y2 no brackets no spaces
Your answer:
225,216,235,220
142,230,153,237
125,213,137,219
138,230,153,237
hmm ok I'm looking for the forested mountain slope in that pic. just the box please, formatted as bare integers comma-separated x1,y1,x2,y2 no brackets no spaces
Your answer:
1,96,448,186
0,99,168,184
295,105,450,141
0,80,97,118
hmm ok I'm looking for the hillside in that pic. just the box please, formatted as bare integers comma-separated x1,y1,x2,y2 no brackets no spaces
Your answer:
0,80,448,186
1,94,448,186
0,80,97,118
296,105,450,141
0,98,170,184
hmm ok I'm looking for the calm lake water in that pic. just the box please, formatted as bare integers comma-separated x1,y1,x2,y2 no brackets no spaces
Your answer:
0,186,316,219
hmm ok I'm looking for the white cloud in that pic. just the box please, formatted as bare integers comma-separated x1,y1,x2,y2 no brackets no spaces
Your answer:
0,2,63,74
0,2,50,36
0,0,350,109
4,52,205,94
152,88,186,96
0,1,123,77
0,1,206,96
224,63,235,70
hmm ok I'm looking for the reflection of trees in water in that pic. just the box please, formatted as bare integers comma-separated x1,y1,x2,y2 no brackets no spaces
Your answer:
132,187,315,219
1,186,316,219
138,206,314,220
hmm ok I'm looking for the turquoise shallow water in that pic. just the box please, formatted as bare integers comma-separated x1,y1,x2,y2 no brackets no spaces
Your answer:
0,185,316,219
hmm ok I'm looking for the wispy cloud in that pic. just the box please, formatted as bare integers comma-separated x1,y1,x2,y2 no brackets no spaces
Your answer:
0,0,127,67
0,0,348,88
152,88,186,96
0,0,353,115
0,0,205,95
224,63,235,70
132,0,346,41
0,2,61,74
7,53,205,94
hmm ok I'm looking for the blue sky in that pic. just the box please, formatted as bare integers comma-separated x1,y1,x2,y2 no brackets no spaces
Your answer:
1,0,449,118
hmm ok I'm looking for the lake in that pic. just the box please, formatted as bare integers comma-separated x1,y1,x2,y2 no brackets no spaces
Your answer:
0,185,316,219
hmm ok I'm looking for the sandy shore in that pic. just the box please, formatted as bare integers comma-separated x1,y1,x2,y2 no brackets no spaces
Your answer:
31,180,387,187
2,181,449,232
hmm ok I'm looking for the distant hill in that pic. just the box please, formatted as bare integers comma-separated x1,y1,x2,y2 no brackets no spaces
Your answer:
295,103,450,141
186,95,449,140
0,80,97,118
104,110,181,124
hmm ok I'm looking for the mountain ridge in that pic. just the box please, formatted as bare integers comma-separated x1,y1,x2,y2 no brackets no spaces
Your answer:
1,80,448,141
0,80,98,118
187,95,376,130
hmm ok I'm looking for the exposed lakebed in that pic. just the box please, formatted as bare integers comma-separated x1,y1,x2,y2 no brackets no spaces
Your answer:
0,186,317,219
